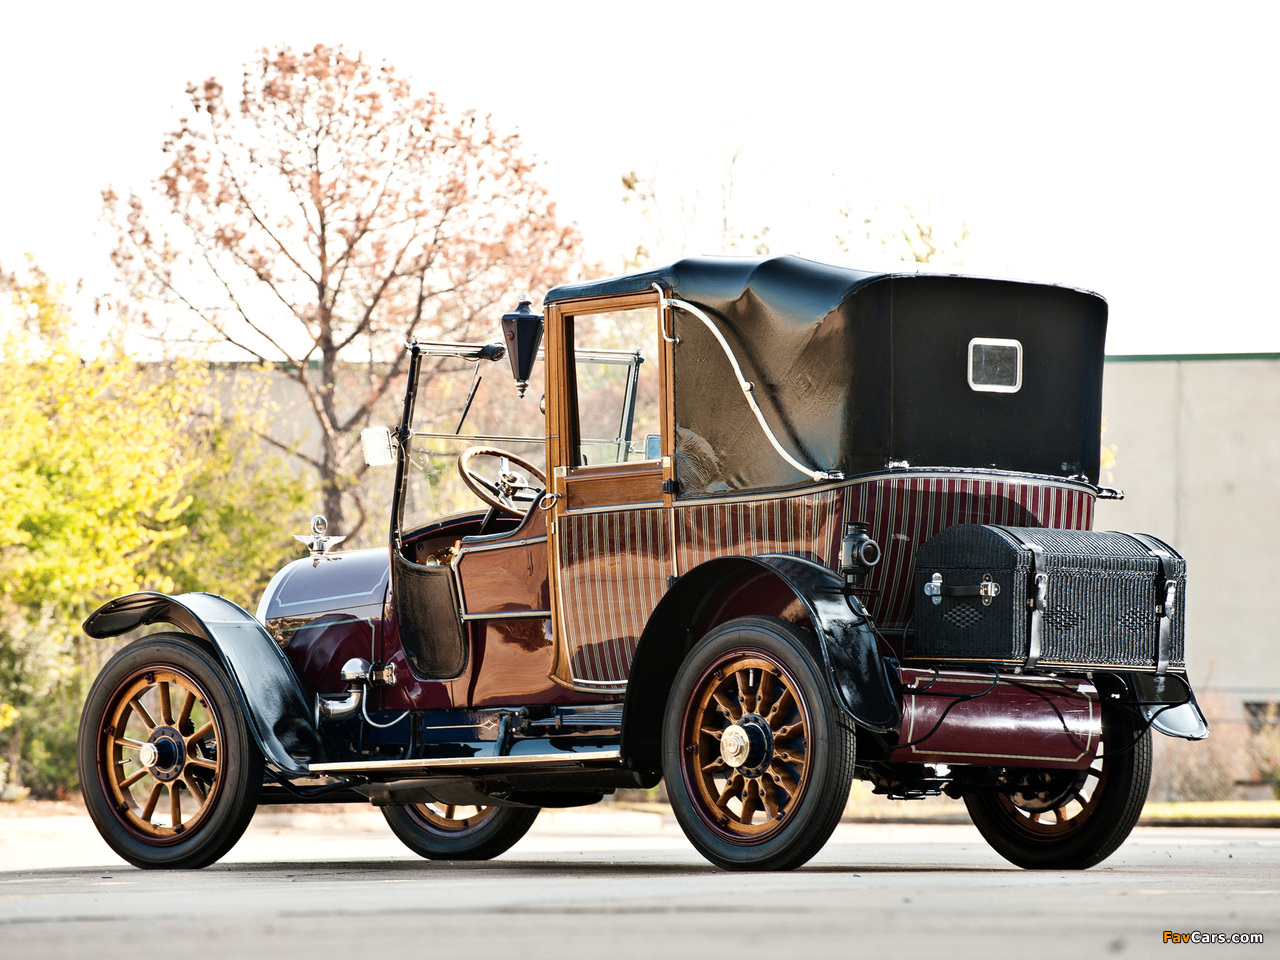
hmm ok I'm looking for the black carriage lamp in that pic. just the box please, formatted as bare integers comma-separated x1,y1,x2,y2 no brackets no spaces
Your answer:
501,297,544,399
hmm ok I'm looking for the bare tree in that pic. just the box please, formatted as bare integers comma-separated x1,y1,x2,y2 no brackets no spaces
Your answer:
105,44,582,535
837,200,970,264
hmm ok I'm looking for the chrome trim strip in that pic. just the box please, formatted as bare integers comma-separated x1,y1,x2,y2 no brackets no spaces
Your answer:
460,609,552,622
562,499,664,517
456,534,549,555
308,747,622,775
668,470,1093,510
847,469,1095,493
566,678,629,692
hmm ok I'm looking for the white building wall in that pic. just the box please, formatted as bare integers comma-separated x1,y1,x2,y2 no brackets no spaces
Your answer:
1095,355,1280,714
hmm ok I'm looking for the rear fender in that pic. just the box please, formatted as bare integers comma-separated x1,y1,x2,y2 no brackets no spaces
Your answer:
1095,671,1210,740
84,591,325,774
621,555,901,770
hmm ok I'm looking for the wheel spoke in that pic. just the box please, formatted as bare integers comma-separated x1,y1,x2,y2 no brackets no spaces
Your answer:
179,691,197,727
141,782,164,821
735,670,755,714
756,671,778,716
716,773,744,809
768,687,795,726
158,681,173,726
170,782,182,826
114,736,148,751
129,696,157,731
740,780,761,823
119,767,150,789
712,690,741,721
182,773,207,805
700,757,726,773
760,776,781,819
188,719,215,744
773,722,803,740
768,762,800,797
187,756,217,772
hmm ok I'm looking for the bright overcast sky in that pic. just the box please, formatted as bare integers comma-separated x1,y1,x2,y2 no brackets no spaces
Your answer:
2,1,1277,355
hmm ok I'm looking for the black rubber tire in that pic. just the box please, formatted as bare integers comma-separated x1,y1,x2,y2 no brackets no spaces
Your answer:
662,616,856,871
78,633,263,869
382,802,539,860
964,702,1152,870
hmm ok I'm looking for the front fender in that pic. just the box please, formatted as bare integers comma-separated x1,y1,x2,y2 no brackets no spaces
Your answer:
84,591,325,774
621,555,902,770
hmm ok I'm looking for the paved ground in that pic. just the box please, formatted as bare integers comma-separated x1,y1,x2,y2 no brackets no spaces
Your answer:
1,806,1277,959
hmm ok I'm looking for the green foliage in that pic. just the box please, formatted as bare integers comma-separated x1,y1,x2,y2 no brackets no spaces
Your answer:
0,263,310,796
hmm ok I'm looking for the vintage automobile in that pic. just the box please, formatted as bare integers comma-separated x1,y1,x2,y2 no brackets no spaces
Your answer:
78,255,1208,872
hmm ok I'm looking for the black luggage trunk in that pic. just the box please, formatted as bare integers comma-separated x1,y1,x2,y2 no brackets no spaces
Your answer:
911,525,1185,672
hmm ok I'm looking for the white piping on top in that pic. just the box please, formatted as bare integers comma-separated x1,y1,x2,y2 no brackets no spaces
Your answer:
653,282,842,484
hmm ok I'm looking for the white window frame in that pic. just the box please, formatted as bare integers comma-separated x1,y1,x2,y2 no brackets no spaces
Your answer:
967,337,1023,394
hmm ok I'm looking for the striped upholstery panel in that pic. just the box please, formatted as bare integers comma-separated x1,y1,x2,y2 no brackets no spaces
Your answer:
845,475,1096,630
560,508,669,686
558,477,1092,684
674,488,844,573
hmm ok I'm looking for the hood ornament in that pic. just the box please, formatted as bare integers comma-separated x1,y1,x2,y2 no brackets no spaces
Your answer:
294,515,346,563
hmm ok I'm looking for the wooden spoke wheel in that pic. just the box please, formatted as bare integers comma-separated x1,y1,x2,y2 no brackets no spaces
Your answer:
78,633,262,869
382,801,539,860
964,702,1152,870
663,617,855,871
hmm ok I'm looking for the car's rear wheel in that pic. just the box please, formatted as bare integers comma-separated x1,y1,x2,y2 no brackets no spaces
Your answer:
663,616,856,871
963,702,1152,869
78,633,263,869
382,801,539,860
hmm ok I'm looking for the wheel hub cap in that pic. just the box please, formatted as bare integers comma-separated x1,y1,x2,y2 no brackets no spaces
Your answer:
144,726,186,783
720,716,772,776
721,725,751,767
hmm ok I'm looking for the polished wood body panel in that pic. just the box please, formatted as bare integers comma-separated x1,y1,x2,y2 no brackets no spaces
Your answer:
563,461,664,511
544,289,675,689
454,510,550,613
459,619,585,707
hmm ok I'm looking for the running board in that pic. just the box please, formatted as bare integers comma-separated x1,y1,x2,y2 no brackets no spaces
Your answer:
308,748,622,776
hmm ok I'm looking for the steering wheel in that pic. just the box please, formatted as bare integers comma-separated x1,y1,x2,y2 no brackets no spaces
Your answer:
457,447,547,517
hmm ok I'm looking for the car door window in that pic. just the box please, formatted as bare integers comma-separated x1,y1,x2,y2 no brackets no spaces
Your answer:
568,306,662,468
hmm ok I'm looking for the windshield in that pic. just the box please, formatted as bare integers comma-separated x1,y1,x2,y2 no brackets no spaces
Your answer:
398,342,641,532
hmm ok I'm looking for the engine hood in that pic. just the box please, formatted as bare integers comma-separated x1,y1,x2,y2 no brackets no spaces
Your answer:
256,547,391,626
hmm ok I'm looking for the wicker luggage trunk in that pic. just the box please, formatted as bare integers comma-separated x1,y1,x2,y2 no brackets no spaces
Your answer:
911,525,1185,672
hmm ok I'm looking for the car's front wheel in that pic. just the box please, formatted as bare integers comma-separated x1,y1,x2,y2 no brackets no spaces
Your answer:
663,616,856,871
78,633,263,869
963,702,1152,869
382,801,539,860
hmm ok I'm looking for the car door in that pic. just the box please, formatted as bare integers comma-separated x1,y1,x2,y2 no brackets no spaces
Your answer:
543,290,675,692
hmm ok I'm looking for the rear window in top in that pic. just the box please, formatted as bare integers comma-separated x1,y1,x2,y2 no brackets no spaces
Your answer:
968,338,1022,393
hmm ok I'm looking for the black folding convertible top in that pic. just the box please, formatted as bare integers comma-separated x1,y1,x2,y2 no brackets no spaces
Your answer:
547,256,1108,496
